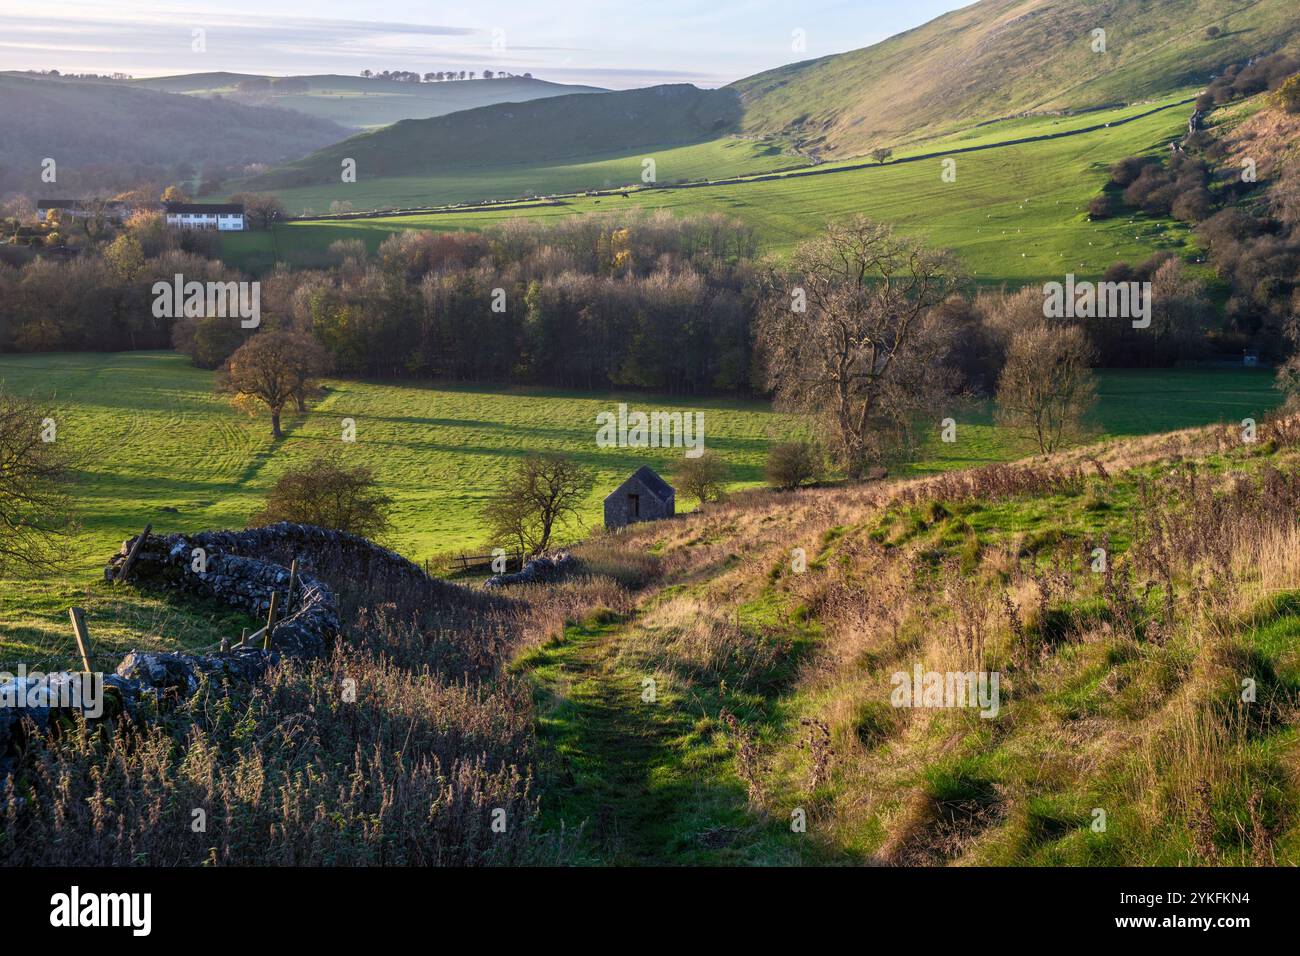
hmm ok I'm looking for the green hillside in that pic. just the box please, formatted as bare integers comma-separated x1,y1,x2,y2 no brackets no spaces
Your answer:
223,97,1197,282
243,84,770,191
132,72,606,129
524,418,1300,865
732,0,1300,158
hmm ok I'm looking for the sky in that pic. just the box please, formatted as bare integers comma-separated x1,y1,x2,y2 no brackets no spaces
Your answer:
0,0,975,88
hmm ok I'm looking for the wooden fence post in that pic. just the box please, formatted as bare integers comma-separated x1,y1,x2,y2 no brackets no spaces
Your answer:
286,558,299,615
115,523,153,583
262,592,280,651
68,607,93,672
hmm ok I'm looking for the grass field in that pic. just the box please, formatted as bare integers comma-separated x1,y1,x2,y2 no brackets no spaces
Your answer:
262,137,805,214
0,352,1280,667
224,100,1196,282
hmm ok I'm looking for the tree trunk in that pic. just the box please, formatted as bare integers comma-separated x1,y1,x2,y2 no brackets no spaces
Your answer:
271,410,282,438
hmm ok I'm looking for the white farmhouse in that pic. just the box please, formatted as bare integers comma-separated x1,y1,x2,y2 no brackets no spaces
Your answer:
163,202,246,231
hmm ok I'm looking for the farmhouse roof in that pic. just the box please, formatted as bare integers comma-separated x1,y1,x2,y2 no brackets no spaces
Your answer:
164,202,245,214
37,198,136,209
609,465,674,503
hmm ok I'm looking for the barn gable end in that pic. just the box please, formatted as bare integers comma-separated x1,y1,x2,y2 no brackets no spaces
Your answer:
603,466,675,529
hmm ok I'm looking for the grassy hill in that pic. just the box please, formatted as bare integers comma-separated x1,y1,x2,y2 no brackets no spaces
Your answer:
132,72,606,130
223,96,1199,281
243,84,761,192
0,352,1278,670
531,415,1300,863
0,73,348,195
732,0,1300,158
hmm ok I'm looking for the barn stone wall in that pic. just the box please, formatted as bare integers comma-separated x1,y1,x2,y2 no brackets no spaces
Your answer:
603,476,674,529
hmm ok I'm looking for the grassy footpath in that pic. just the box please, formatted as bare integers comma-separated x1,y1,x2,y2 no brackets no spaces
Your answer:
517,601,838,864
519,429,1300,865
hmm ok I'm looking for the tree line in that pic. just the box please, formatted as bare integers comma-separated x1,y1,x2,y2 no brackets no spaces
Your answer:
357,69,533,82
2,202,1239,387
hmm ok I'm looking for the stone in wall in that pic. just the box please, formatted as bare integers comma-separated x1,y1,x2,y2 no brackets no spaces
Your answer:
1,523,417,777
484,552,579,588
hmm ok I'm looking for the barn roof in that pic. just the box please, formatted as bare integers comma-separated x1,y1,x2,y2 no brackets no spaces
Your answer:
609,465,674,503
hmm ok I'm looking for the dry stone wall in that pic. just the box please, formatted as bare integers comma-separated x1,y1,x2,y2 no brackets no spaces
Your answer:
2,523,427,775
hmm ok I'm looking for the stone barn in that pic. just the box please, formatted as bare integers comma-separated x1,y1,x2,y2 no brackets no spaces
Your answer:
604,466,674,530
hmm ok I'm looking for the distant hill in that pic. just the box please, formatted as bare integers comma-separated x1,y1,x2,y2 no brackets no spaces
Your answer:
131,72,608,130
244,84,745,190
0,73,349,195
731,0,1300,158
244,0,1300,204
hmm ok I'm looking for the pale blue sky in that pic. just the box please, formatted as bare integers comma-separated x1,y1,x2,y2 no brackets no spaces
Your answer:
0,0,975,88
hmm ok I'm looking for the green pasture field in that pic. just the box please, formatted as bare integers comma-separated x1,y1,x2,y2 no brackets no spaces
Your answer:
223,100,1196,282
262,137,805,214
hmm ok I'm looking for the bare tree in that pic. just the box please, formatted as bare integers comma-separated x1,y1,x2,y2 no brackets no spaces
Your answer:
286,334,332,412
756,216,961,477
229,192,287,230
0,390,74,575
482,454,593,556
995,322,1097,454
220,330,326,437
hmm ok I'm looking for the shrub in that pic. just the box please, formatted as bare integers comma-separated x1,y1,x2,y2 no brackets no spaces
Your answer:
251,458,393,538
172,314,249,369
1088,193,1118,220
1279,74,1300,115
673,450,731,504
1109,156,1152,188
1172,187,1214,223
765,441,822,490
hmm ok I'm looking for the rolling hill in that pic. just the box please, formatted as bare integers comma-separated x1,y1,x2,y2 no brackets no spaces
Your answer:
243,84,757,191
131,72,607,129
732,0,1300,158
0,72,349,195
224,97,1200,282
243,0,1300,207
